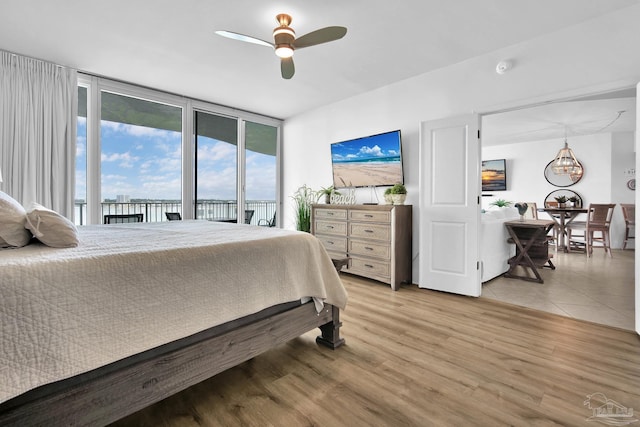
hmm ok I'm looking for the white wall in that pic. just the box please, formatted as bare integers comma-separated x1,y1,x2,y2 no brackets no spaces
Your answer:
282,5,640,284
482,132,635,249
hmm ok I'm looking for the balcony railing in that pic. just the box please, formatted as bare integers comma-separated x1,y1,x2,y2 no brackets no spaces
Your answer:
74,200,276,226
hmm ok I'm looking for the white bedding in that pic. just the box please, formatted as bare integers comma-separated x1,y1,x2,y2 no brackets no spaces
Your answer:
0,220,348,404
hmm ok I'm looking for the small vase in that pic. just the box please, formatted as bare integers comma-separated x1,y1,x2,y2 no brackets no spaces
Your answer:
384,194,393,204
558,202,566,208
519,214,525,222
391,194,406,205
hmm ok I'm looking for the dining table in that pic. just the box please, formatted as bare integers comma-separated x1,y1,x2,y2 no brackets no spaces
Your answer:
539,206,589,252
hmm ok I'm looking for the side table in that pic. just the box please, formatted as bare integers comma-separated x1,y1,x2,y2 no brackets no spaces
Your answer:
504,219,556,283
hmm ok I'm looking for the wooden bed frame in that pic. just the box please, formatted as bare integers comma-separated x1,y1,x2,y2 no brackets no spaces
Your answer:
0,301,344,426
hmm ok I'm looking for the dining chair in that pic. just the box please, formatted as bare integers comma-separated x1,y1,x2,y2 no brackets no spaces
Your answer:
567,204,616,257
621,203,635,250
540,201,562,250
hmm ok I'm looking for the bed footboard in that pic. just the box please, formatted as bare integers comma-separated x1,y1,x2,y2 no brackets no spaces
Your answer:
0,301,344,427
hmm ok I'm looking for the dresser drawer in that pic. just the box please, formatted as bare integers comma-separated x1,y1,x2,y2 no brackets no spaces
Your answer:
349,257,390,279
349,209,390,222
317,235,348,253
349,223,390,241
315,220,347,236
349,239,390,259
314,208,348,220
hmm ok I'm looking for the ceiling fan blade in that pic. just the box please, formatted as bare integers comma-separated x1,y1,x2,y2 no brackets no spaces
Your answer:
215,30,274,48
281,57,295,79
294,26,347,49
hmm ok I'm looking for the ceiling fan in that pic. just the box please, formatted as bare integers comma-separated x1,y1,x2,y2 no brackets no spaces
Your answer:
215,14,347,79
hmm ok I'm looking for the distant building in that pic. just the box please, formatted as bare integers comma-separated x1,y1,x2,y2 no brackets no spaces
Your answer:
116,195,130,203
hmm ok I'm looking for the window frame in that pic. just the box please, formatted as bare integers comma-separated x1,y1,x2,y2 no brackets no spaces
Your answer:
77,73,282,225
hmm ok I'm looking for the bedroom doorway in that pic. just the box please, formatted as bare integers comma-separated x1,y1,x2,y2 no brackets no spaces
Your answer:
479,86,637,331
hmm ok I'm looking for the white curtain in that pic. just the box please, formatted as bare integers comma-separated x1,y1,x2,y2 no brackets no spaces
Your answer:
0,51,77,218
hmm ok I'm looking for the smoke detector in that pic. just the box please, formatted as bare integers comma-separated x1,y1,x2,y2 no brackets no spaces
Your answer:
496,60,513,75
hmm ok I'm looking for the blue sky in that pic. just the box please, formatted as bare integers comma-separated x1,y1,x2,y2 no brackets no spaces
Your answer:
331,131,401,163
76,119,276,201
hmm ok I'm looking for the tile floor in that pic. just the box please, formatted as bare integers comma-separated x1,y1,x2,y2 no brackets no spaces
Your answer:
482,248,635,331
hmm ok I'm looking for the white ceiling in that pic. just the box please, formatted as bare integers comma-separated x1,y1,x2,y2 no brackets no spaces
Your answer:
1,0,639,120
483,88,637,146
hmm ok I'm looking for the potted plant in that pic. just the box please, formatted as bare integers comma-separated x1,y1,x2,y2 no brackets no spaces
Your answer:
554,195,568,208
389,183,407,205
489,199,512,208
383,187,393,204
291,185,320,232
317,185,340,204
568,196,580,208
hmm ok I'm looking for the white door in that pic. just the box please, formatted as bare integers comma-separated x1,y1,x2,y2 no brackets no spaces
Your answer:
419,114,481,296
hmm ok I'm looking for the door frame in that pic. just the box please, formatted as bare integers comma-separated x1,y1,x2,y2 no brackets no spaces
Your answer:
477,84,638,335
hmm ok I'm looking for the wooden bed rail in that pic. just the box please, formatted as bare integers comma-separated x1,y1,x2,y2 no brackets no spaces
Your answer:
0,302,344,426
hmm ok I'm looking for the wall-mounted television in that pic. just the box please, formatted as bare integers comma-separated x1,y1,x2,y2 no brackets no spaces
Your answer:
331,130,404,188
482,159,507,191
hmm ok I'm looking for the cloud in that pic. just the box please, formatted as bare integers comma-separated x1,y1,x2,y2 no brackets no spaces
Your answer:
359,145,384,157
76,137,86,157
101,152,140,168
197,141,237,162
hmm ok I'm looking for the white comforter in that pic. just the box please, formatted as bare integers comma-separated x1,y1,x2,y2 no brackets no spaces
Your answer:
0,220,348,404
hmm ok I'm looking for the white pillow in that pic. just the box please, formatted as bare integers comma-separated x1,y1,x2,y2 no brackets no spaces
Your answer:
0,191,31,248
25,203,79,248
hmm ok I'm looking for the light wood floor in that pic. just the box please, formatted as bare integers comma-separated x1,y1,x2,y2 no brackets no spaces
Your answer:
483,248,635,330
112,274,640,427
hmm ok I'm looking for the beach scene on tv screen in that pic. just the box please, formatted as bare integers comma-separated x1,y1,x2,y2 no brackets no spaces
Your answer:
331,132,403,187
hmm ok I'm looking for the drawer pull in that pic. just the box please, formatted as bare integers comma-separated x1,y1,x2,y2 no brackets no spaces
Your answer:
364,264,374,268
364,229,374,233
327,225,334,229
365,214,374,218
365,247,374,251
327,212,334,216
327,241,334,245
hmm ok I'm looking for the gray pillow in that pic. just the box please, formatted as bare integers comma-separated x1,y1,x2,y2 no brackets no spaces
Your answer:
0,191,31,248
25,202,79,248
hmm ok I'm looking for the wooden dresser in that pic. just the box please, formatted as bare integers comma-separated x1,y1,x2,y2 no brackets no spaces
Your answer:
311,204,412,290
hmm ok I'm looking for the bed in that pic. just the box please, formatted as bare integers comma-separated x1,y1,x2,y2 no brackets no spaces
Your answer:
0,220,347,426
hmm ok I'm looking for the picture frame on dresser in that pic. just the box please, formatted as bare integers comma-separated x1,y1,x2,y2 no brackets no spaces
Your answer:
311,204,412,290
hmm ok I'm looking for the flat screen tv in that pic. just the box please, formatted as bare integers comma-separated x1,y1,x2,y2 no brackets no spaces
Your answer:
331,130,404,188
482,159,507,191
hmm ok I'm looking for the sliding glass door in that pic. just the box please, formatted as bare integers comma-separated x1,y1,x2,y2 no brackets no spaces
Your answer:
75,86,88,225
76,74,281,225
100,91,182,223
194,111,238,221
245,121,278,226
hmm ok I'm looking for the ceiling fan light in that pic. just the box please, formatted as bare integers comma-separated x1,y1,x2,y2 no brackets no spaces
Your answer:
275,45,294,58
273,27,295,38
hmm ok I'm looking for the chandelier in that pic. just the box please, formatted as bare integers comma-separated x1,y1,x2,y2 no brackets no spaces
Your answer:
551,137,581,176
